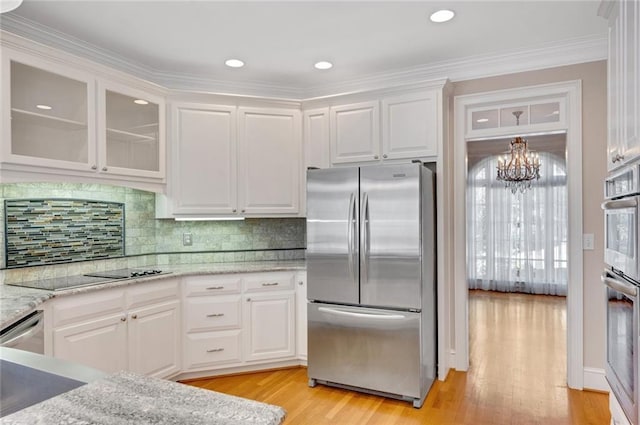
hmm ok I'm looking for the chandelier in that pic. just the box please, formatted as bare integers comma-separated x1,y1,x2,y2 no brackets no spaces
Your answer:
496,111,541,194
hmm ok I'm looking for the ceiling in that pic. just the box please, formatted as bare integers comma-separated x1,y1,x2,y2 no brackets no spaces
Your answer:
1,1,608,98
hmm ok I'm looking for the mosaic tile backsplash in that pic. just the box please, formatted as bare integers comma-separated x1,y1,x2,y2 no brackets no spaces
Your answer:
5,199,124,268
0,182,305,283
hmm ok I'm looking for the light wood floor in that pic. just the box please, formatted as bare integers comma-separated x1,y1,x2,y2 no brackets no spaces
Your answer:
184,291,610,424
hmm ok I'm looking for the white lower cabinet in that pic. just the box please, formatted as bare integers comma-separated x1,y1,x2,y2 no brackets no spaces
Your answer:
243,292,295,362
51,279,181,378
53,312,128,374
295,272,307,361
182,271,299,375
128,300,181,378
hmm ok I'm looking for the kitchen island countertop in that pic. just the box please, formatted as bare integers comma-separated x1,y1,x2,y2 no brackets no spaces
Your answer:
0,369,286,425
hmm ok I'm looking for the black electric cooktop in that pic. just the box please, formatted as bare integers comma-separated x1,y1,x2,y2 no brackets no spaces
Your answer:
8,269,170,292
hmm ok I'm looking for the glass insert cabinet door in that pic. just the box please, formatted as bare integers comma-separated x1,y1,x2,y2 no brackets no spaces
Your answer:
101,85,164,177
7,59,95,170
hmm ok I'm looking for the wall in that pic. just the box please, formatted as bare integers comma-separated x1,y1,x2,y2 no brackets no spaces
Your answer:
450,60,607,373
0,182,305,283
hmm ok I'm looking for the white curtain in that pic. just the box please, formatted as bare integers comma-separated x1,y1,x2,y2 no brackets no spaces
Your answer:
466,152,568,296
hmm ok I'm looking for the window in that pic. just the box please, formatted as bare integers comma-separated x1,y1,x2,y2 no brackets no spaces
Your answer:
467,152,568,295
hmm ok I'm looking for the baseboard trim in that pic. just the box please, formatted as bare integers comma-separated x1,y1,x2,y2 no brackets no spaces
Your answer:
583,367,608,392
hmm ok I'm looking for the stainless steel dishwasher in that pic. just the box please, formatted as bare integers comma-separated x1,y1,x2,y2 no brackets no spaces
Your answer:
0,311,44,354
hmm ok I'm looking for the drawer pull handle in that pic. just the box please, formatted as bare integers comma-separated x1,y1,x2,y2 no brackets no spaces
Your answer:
262,282,279,287
207,348,225,353
206,313,225,317
206,286,224,290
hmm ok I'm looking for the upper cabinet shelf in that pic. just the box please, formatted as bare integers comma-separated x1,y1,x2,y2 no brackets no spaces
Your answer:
11,108,88,131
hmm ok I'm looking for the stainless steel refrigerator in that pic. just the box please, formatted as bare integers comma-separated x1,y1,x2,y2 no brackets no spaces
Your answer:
306,162,436,408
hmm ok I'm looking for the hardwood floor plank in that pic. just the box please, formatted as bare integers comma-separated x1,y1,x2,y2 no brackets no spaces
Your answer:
183,291,610,424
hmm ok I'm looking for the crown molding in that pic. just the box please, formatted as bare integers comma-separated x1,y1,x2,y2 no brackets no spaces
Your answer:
1,13,607,101
302,34,608,98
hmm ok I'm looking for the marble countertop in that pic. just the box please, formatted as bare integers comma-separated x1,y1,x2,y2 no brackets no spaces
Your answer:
1,260,306,328
0,370,286,425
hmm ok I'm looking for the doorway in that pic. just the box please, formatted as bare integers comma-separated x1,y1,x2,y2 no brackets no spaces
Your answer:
452,81,584,389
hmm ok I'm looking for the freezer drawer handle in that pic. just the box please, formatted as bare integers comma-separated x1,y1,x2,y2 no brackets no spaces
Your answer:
206,348,225,353
206,313,225,317
318,307,405,320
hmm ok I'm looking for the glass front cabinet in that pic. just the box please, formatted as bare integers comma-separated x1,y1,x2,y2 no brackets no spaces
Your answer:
1,49,165,182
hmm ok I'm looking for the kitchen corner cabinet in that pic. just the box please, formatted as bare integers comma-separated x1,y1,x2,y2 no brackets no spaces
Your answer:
0,47,166,184
51,279,181,378
604,0,640,170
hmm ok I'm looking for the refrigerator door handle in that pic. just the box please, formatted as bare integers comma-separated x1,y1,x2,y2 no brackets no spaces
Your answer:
347,192,357,284
360,192,370,286
318,306,406,320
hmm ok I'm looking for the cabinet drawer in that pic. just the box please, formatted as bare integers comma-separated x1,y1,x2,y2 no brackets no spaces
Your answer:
184,330,242,369
51,288,125,328
128,279,180,309
243,272,295,293
183,275,242,297
184,296,241,332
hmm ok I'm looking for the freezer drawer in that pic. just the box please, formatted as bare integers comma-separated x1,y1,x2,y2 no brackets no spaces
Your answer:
308,302,421,400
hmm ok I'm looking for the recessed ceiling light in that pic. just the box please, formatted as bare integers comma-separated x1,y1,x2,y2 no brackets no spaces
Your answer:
225,59,245,68
314,61,333,70
133,99,149,105
430,9,455,23
476,118,489,123
36,104,52,110
0,0,23,14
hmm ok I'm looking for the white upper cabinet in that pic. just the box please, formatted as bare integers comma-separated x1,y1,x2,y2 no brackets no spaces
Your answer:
330,101,380,164
604,0,640,170
381,90,439,160
238,107,301,215
2,52,96,171
171,103,237,215
0,46,166,187
303,107,330,170
99,81,165,179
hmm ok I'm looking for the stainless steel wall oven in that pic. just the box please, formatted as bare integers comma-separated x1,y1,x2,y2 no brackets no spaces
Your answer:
604,163,640,424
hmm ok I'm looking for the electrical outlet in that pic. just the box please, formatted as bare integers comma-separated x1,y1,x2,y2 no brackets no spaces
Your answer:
183,232,193,246
583,233,594,250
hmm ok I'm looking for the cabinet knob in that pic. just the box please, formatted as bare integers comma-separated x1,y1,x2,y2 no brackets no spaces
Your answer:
246,297,251,302
298,281,304,286
383,154,388,159
232,209,237,213
120,316,127,322
91,164,97,170
102,167,108,171
374,155,379,159
241,209,246,213
131,314,138,319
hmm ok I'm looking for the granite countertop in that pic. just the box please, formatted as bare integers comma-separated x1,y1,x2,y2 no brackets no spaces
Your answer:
0,370,286,425
0,285,53,330
1,260,306,328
